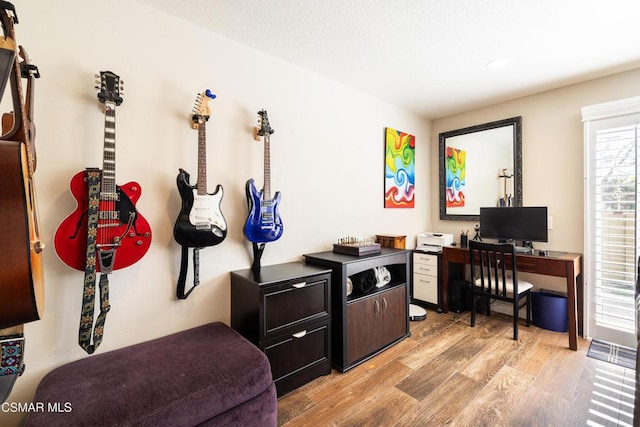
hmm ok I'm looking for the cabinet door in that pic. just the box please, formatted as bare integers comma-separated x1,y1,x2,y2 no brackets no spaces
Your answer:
380,285,407,345
346,295,381,364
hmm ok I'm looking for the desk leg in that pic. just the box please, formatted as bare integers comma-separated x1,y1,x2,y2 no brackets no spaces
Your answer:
441,260,449,313
566,264,578,351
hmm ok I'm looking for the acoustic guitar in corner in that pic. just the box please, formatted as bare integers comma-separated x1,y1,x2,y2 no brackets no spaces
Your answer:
243,110,283,243
0,5,45,328
174,89,227,247
54,71,152,272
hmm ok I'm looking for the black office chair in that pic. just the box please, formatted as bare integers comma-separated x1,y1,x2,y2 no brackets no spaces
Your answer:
469,240,532,340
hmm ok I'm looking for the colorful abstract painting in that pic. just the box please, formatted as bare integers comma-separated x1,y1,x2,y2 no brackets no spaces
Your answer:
384,127,415,208
446,146,466,207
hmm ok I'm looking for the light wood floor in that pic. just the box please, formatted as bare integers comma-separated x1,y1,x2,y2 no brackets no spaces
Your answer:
277,309,636,426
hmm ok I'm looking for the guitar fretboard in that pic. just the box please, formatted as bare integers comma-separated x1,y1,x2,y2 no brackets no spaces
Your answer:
197,117,207,196
102,101,117,196
263,133,271,201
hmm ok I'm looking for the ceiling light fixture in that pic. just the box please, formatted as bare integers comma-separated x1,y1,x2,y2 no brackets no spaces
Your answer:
486,57,510,69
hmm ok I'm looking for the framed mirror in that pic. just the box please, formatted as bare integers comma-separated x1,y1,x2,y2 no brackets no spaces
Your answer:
439,116,522,221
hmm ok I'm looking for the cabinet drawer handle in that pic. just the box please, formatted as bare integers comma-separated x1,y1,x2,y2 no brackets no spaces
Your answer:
374,300,380,314
292,330,307,338
382,297,388,311
291,282,307,289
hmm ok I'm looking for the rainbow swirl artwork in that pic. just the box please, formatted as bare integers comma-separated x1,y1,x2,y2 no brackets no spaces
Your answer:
445,146,466,207
384,127,415,208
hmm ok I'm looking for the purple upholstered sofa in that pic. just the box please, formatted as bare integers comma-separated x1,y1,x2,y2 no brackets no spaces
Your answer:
26,322,277,426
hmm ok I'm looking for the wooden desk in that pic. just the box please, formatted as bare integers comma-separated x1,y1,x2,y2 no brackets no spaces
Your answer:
441,246,583,351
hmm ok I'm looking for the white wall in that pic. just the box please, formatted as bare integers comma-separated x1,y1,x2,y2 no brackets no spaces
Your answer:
431,67,640,292
2,1,431,424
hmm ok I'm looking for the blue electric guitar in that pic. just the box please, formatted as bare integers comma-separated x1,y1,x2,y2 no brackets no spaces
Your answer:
243,110,283,243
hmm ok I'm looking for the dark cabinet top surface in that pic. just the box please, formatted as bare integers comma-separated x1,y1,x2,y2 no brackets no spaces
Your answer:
230,261,331,286
304,248,409,265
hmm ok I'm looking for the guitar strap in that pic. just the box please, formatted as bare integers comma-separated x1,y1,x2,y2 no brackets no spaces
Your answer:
78,168,111,354
0,325,24,403
177,246,200,299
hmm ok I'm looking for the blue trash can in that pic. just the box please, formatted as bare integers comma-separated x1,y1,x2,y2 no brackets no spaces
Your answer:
532,291,568,332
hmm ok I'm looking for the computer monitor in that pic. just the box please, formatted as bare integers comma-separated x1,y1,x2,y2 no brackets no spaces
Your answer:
480,207,548,249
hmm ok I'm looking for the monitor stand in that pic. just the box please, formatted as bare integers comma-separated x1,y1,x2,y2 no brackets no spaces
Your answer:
514,245,534,254
499,239,534,254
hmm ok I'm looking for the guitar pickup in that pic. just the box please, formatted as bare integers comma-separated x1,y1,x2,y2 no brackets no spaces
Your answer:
101,192,119,201
99,211,119,220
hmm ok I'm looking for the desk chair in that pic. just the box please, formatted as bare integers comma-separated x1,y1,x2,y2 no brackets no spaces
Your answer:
469,240,532,340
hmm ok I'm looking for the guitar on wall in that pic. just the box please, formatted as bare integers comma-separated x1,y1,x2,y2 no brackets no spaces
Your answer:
174,90,227,247
0,2,45,328
54,71,152,273
243,110,283,243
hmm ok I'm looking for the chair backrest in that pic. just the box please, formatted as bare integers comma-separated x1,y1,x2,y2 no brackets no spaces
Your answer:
469,240,519,298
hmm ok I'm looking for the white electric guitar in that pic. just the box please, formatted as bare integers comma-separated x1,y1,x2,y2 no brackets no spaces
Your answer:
173,90,227,247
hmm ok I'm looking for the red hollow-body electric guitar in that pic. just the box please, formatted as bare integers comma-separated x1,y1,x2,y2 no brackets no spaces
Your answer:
54,71,151,272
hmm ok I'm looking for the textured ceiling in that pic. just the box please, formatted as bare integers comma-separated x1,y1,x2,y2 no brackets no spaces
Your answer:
137,0,640,119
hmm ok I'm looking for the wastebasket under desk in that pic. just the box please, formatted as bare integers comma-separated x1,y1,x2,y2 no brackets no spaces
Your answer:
532,291,568,332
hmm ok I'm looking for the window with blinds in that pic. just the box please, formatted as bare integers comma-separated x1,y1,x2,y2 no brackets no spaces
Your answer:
592,124,638,334
584,97,640,347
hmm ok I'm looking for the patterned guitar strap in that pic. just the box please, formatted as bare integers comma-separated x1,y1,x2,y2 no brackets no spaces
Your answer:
78,168,111,354
0,325,25,403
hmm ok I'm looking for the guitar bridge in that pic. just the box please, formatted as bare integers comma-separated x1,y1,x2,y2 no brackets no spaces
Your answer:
97,248,115,273
195,223,211,231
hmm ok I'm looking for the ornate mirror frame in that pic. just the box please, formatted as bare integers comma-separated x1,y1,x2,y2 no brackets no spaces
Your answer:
439,116,522,221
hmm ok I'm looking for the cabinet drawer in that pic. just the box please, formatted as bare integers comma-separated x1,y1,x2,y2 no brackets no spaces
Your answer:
262,321,330,388
413,263,437,277
262,275,330,336
413,273,438,304
414,252,438,267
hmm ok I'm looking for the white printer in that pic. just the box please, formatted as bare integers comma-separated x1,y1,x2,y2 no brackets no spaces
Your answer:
416,232,454,253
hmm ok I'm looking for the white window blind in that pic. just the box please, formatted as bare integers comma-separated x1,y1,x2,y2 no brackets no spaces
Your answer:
583,96,640,347
592,123,638,333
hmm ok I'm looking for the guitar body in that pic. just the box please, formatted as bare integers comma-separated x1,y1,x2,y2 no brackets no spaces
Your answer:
174,168,227,247
54,170,152,272
0,141,44,328
243,178,284,243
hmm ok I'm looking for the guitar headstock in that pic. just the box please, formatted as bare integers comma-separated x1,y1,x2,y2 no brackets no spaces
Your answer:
95,71,123,106
191,89,216,129
257,110,274,137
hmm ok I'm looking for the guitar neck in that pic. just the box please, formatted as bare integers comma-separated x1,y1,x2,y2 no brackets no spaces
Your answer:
263,133,271,200
0,13,32,174
101,101,117,196
196,119,207,195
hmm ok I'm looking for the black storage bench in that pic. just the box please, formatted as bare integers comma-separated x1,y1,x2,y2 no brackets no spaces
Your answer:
25,322,277,426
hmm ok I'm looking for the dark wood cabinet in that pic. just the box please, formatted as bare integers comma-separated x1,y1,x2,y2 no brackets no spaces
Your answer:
230,262,332,397
346,285,407,364
304,248,410,372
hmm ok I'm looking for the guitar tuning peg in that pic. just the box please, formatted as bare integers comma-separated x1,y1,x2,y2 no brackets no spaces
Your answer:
94,86,99,90
94,74,99,78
